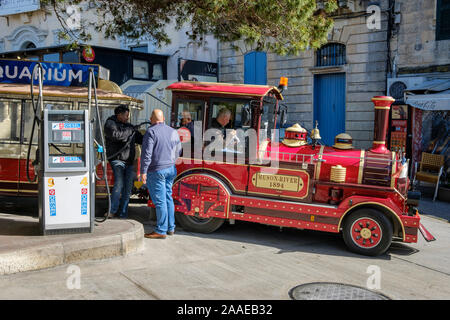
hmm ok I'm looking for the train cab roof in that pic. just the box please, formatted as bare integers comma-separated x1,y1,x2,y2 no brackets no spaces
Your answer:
166,81,284,100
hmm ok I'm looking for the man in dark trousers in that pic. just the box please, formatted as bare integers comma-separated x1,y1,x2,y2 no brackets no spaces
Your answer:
104,105,143,219
140,109,181,239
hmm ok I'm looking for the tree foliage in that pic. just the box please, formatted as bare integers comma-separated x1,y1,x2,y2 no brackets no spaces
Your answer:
43,0,338,55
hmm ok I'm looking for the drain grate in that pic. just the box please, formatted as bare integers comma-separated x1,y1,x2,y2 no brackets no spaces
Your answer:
289,282,390,300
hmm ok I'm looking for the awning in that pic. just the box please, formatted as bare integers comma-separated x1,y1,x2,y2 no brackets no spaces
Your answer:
0,83,143,104
405,90,450,111
122,82,155,99
404,78,450,111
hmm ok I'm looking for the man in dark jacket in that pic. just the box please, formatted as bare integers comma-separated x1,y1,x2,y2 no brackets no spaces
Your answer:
104,105,143,219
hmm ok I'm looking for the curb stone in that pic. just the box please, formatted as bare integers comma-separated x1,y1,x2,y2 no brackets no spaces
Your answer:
0,220,144,275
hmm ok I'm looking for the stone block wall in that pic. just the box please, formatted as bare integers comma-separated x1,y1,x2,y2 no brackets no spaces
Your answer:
392,0,450,70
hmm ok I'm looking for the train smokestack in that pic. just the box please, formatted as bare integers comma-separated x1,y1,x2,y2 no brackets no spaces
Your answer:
370,96,395,154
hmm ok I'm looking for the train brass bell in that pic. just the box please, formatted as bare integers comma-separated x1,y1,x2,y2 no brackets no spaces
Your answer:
310,121,322,140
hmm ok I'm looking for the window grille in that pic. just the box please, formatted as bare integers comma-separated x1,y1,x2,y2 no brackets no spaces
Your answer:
316,43,346,67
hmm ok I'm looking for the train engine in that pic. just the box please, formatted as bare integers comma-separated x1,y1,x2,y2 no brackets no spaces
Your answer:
156,81,435,256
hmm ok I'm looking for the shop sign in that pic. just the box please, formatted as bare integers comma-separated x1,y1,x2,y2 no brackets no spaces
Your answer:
82,46,95,62
0,59,98,87
179,58,218,82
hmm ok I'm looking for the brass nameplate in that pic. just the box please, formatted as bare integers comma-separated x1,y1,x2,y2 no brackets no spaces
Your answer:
252,173,304,192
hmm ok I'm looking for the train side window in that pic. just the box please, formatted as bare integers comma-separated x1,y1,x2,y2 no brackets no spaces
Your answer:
209,99,251,130
261,97,276,141
0,100,21,143
175,100,204,129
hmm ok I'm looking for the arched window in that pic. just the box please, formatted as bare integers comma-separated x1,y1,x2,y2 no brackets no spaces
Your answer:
316,43,346,67
21,41,36,50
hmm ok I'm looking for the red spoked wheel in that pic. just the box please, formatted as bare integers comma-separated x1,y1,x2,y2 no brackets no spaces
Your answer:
350,218,382,249
343,209,393,256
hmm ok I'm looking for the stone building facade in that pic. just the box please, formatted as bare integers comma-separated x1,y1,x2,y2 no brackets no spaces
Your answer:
387,0,450,169
390,0,450,73
0,1,217,81
0,2,118,52
219,0,449,159
219,0,392,149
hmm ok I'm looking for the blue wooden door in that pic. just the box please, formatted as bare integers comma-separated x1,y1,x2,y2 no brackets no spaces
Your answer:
244,51,267,85
314,73,346,146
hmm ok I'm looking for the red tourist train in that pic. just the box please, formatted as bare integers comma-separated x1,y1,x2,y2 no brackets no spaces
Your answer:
153,80,435,256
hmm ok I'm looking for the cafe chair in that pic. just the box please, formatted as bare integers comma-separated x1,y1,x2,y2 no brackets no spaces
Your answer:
413,152,445,201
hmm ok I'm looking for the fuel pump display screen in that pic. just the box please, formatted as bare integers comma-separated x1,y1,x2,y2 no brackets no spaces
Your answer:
50,122,84,143
45,110,89,171
51,156,83,164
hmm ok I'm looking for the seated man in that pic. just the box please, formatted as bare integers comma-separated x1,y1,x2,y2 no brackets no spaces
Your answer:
211,108,237,143
180,110,194,136
207,107,239,151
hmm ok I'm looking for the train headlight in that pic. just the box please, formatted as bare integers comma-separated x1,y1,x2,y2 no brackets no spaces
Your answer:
397,162,409,195
399,161,408,179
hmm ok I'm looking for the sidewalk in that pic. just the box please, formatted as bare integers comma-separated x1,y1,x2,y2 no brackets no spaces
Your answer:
0,209,144,275
0,188,447,277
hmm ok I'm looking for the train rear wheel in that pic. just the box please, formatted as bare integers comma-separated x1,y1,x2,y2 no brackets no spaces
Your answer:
176,213,225,233
342,208,393,256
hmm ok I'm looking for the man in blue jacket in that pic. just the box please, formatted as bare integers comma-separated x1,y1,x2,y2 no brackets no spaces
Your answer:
140,109,182,239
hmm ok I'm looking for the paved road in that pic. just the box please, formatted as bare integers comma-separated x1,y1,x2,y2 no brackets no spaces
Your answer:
0,202,449,300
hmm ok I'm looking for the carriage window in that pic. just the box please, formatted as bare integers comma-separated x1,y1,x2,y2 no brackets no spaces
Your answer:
23,102,72,144
79,103,116,142
209,99,251,130
176,100,203,129
0,100,21,143
23,102,38,144
44,102,72,111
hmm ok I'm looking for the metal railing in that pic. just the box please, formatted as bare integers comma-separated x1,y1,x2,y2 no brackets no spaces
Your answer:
259,149,403,165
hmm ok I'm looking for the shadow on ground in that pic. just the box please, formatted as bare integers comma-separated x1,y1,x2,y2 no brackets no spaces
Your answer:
0,196,38,217
126,202,419,261
0,217,40,236
0,194,436,261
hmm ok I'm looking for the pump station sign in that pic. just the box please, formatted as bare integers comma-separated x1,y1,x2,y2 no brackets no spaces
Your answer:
0,59,99,87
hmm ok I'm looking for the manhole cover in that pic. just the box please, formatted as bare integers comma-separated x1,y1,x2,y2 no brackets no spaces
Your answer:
289,282,390,300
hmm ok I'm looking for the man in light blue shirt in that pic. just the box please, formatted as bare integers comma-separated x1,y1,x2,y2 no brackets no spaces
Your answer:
140,109,181,239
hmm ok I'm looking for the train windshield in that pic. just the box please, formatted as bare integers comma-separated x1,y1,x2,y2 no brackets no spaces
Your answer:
261,96,278,141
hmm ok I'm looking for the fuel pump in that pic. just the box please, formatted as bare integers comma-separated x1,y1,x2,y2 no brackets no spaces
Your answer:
38,109,95,234
27,63,147,234
27,63,107,234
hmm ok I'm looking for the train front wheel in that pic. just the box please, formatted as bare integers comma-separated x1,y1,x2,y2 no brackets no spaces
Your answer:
342,208,393,256
176,213,225,234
